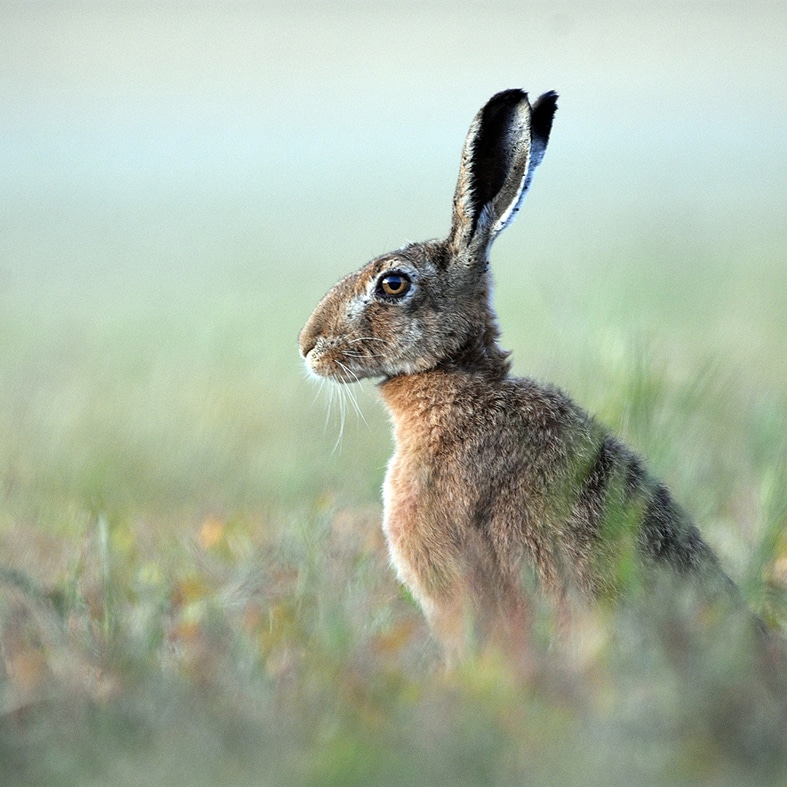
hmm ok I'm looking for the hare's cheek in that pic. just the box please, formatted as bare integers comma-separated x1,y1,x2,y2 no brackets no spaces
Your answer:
389,321,437,369
388,319,422,352
345,294,373,324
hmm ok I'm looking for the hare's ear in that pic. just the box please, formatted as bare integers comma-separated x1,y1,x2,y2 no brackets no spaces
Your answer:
448,89,557,259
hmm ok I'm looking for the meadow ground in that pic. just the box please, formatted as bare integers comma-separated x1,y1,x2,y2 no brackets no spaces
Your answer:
2,4,786,784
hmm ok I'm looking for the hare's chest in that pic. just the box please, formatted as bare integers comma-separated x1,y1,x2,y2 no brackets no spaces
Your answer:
381,447,469,599
382,451,422,564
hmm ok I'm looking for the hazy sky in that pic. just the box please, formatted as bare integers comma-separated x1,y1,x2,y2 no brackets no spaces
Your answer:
1,3,785,297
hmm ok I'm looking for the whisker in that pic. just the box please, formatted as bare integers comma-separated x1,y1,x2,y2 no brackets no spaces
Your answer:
332,380,347,454
346,336,391,346
342,350,387,359
321,378,334,435
306,359,374,453
336,362,370,429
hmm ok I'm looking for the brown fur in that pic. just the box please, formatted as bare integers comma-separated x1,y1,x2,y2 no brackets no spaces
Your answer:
299,89,733,662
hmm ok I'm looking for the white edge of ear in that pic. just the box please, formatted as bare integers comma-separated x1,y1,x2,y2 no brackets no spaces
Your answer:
488,102,534,243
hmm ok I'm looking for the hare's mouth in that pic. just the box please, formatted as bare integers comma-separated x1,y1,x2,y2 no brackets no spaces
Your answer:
303,345,366,384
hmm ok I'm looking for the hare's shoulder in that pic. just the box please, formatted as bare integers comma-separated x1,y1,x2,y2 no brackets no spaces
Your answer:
382,370,593,436
382,371,599,491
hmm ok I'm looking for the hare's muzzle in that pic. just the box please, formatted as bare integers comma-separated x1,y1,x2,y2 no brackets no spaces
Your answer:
299,332,317,361
298,306,323,361
298,329,323,377
299,323,340,381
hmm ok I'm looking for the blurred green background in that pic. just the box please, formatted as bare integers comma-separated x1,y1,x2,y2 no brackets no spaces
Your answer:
1,2,786,784
2,2,786,509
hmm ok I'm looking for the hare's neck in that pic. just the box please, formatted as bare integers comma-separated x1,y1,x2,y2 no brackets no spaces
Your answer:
439,331,511,378
440,288,512,377
379,368,500,450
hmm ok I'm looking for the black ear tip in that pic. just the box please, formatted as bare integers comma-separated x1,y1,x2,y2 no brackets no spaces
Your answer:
484,88,528,112
532,90,558,143
536,90,559,106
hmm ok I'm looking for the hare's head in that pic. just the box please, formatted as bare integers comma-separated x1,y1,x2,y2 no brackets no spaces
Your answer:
299,89,557,383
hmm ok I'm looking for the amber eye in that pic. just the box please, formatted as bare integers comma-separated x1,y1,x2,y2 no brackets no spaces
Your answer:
377,271,412,300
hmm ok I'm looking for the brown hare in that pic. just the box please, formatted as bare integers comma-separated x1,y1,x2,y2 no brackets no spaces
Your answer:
299,89,735,662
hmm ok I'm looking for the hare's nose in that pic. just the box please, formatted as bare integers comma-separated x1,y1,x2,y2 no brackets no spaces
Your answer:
298,323,321,359
300,305,330,358
299,334,316,359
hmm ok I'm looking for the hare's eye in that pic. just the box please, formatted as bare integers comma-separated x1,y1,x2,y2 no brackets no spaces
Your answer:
377,272,412,300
